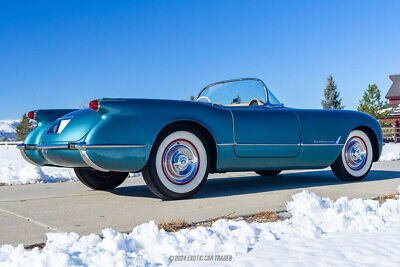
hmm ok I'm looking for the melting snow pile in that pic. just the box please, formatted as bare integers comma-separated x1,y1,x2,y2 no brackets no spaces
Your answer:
1,190,400,266
0,146,76,185
380,143,400,161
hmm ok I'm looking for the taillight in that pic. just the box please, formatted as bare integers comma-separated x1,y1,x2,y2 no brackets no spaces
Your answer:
89,100,100,111
28,111,35,120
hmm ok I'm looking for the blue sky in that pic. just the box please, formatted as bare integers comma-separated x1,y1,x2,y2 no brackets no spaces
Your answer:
0,0,399,119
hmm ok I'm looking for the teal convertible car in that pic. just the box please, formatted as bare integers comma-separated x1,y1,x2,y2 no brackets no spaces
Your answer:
18,78,382,199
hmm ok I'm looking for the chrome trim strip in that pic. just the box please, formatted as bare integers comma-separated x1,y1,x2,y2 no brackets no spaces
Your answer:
336,136,342,144
79,150,109,172
36,144,69,150
301,143,344,146
19,150,43,166
217,143,235,146
85,144,147,149
74,142,147,150
220,143,344,147
20,143,147,150
236,143,300,146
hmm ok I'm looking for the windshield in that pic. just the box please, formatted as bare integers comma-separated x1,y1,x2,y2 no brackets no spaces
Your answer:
197,79,281,106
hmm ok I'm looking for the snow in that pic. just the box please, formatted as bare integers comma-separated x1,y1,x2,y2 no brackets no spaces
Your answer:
380,143,400,161
1,190,400,266
0,120,19,141
0,146,76,185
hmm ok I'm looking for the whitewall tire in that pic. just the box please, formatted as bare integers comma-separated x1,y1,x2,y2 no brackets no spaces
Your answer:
142,127,209,199
331,130,373,181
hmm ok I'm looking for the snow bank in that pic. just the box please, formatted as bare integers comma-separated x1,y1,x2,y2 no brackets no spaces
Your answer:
0,146,76,185
380,143,400,161
2,190,400,266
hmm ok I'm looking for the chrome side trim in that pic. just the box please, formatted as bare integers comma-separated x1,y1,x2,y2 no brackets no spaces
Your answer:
19,150,43,166
336,136,342,144
220,143,344,147
217,143,235,146
73,142,147,150
236,143,300,146
79,150,109,172
301,143,344,146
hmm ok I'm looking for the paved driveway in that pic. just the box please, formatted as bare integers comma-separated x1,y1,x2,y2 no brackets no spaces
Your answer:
0,161,399,246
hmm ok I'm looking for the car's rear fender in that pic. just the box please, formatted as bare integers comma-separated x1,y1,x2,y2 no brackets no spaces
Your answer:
81,98,233,172
22,109,78,166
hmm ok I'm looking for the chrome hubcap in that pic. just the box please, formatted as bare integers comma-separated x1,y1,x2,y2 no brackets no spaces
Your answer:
162,139,199,185
345,136,368,170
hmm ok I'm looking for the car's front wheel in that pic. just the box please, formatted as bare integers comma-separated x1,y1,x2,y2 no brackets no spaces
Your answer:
74,168,129,190
331,129,373,181
142,127,209,200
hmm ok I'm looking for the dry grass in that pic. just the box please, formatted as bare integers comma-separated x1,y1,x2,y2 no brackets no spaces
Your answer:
25,243,45,250
158,219,191,232
374,193,398,203
157,211,287,232
245,211,286,223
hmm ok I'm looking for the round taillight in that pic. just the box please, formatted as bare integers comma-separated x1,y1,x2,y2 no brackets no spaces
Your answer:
28,111,35,120
89,100,100,111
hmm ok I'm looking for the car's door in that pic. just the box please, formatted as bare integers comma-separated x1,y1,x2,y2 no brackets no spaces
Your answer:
231,106,301,158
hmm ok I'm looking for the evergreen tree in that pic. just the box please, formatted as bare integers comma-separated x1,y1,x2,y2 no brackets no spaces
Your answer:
2,136,8,142
357,84,389,119
16,113,33,141
321,75,344,109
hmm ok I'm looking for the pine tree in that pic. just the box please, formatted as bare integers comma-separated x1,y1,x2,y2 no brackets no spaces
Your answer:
321,75,344,109
16,113,34,141
357,84,389,119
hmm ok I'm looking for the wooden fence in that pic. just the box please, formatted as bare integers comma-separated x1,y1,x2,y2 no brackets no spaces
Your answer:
382,127,400,143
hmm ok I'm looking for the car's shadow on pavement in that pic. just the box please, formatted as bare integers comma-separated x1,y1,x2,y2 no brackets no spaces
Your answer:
194,170,400,199
110,170,400,199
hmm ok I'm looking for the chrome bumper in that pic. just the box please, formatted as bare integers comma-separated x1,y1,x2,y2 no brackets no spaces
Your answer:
17,142,147,172
17,142,146,151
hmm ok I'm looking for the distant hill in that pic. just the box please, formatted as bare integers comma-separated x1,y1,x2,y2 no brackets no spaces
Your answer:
0,120,19,141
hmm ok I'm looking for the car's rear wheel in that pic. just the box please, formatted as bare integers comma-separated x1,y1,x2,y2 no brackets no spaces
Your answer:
331,129,373,181
142,127,209,200
74,168,129,190
255,170,282,176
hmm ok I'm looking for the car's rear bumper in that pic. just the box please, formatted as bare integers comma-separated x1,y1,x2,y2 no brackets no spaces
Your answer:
17,142,148,172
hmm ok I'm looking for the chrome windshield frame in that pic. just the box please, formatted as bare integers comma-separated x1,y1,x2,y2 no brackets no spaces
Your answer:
197,78,283,107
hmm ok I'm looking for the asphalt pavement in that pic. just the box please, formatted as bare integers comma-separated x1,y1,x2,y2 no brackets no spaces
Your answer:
0,160,399,246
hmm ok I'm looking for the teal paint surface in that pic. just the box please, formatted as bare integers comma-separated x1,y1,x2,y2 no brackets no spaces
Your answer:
21,98,382,172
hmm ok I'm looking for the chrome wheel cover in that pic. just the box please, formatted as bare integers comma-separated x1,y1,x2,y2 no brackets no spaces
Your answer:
344,136,368,171
161,139,200,185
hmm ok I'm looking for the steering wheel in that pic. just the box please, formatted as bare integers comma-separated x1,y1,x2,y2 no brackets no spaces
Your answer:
197,96,211,103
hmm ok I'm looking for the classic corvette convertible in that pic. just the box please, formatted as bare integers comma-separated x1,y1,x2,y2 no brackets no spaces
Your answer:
18,78,382,199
